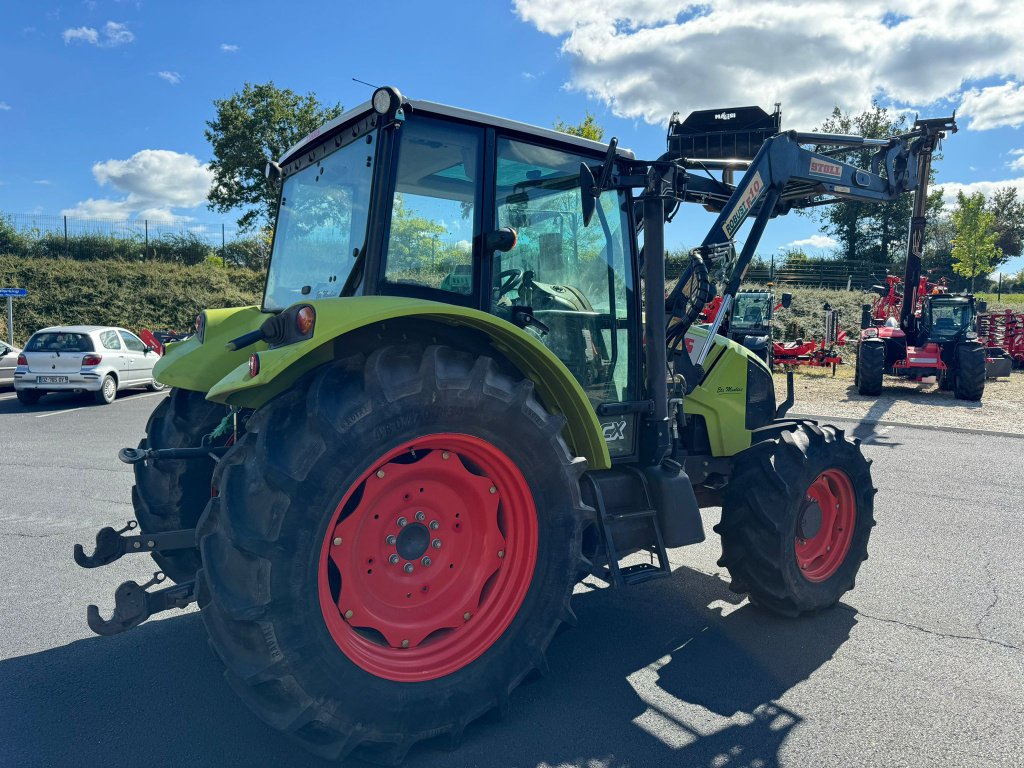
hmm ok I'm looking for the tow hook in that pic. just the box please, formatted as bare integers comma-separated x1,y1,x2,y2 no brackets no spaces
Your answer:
74,522,197,569
117,445,231,465
86,573,196,636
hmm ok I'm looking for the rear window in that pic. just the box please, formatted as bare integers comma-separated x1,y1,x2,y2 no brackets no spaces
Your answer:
25,332,95,353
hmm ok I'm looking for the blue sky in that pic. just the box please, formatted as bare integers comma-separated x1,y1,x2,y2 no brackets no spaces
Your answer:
2,1,1023,274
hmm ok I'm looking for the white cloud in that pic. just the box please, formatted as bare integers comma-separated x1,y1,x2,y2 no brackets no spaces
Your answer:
63,26,98,44
62,149,213,220
958,81,1024,130
514,1,1024,130
0,102,10,111
103,21,134,46
157,71,182,85
933,177,1024,207
220,43,239,52
1010,149,1024,172
783,235,838,251
62,21,134,47
33,180,52,186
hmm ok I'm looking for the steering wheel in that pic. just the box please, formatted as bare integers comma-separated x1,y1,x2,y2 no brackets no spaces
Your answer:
497,268,525,297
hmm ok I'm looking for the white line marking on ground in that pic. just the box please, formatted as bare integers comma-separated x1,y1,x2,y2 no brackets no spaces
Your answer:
0,393,18,401
34,390,166,418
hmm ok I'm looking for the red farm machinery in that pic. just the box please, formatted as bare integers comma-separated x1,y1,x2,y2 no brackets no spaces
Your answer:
977,307,1023,376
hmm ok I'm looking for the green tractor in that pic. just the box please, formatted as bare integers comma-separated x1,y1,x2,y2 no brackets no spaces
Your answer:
77,88,955,763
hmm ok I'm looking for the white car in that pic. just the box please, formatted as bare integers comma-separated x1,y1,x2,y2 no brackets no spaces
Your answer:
0,340,20,386
13,325,164,405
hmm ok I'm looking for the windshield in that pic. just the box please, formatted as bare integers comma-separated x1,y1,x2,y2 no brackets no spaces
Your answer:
263,130,376,311
929,301,972,338
731,293,771,330
26,332,94,353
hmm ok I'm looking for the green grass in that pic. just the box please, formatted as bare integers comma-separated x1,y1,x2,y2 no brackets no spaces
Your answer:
975,292,1024,311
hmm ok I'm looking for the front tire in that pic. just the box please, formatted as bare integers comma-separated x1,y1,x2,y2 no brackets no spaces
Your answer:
855,340,884,396
196,345,587,763
716,423,875,616
953,342,985,401
133,389,227,582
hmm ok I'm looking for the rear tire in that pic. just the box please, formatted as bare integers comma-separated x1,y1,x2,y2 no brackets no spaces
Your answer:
133,388,226,582
196,345,587,763
855,340,884,396
16,389,41,405
147,379,166,392
953,342,985,401
716,423,875,616
94,374,117,404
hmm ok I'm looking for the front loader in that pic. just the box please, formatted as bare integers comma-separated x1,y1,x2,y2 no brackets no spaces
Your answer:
75,88,954,763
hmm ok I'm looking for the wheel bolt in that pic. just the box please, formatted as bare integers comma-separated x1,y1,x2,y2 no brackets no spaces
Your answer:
332,537,342,546
389,554,400,565
430,520,439,530
386,535,397,545
397,516,407,527
442,452,450,460
401,639,409,648
421,556,432,567
489,486,497,494
432,538,442,549
376,469,385,478
463,612,472,621
404,563,414,574
498,550,505,559
344,610,353,619
415,511,425,522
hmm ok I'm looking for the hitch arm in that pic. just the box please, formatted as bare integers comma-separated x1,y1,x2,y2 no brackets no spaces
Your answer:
86,573,196,636
74,523,197,568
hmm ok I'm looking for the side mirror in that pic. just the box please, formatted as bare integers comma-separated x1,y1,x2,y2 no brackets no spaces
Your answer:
484,228,518,253
781,292,793,309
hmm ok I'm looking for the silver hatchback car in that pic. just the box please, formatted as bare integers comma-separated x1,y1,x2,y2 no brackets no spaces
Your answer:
13,325,164,405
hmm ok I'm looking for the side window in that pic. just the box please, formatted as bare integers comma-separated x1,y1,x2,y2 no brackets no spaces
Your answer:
383,117,481,296
100,330,122,350
119,330,147,352
493,138,635,406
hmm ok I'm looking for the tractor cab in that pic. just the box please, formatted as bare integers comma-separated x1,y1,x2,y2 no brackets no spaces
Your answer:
730,290,772,335
919,295,976,344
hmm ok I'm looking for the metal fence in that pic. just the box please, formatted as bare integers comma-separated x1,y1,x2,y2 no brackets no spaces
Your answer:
1,211,250,265
667,253,889,290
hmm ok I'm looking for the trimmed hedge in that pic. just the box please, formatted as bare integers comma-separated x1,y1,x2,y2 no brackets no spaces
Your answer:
0,255,263,345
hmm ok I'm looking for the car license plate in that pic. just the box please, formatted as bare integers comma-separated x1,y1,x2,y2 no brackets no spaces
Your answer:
37,376,69,384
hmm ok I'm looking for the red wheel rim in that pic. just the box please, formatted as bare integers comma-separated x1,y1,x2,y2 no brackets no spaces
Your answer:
318,433,538,682
794,468,856,582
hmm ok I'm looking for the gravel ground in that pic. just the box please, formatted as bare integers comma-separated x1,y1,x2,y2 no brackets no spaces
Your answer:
775,365,1024,434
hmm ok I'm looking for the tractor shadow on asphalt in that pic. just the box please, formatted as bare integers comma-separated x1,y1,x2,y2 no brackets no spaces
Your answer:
0,566,856,768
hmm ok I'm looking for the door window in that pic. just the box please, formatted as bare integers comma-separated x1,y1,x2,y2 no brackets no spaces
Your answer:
492,138,636,406
383,117,481,296
119,330,147,352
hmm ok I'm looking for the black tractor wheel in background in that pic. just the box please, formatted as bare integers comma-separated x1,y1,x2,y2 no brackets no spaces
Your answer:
953,342,985,401
716,423,876,616
195,344,587,764
133,388,227,582
855,340,885,396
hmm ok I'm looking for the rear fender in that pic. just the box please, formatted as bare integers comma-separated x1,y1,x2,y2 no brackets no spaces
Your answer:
205,297,611,469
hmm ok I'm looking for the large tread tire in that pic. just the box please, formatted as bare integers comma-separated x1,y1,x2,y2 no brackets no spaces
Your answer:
133,389,227,582
715,423,876,617
195,345,587,764
855,340,884,396
953,342,985,401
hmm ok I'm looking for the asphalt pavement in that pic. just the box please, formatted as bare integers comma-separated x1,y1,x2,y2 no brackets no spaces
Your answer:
0,387,1021,768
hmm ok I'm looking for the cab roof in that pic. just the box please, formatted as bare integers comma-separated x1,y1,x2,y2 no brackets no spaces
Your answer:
280,95,634,167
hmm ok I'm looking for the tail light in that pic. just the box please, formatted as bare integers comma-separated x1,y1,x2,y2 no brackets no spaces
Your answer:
296,305,316,336
17,353,27,366
249,353,260,378
82,354,103,366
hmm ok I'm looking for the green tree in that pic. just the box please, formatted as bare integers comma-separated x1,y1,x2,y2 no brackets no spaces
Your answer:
553,111,605,141
813,103,943,271
386,194,446,272
951,191,1001,291
986,186,1024,265
206,82,343,232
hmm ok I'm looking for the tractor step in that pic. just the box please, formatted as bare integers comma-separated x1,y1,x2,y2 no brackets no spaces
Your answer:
86,572,196,636
74,521,197,568
583,469,672,587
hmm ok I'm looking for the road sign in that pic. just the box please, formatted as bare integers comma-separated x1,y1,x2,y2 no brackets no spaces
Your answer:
0,288,27,297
